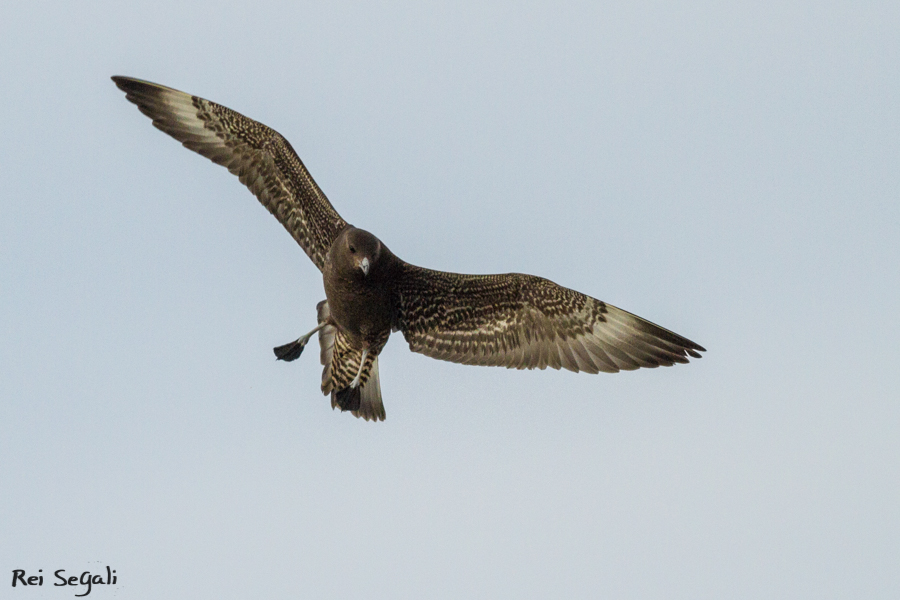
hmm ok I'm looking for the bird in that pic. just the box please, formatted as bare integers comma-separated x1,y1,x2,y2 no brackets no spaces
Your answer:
112,76,705,422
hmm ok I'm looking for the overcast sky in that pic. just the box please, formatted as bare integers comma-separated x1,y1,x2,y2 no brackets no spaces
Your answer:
2,1,898,598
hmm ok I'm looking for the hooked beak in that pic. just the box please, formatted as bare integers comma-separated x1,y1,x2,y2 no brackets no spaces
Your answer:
358,256,370,276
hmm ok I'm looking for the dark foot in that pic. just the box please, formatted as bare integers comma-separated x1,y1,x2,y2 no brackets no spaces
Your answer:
273,338,308,362
333,386,361,412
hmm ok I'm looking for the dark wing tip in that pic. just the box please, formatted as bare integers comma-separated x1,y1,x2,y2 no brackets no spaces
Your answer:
683,339,706,357
111,76,181,106
111,75,148,93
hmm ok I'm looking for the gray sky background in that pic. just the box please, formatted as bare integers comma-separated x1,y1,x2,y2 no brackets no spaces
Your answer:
2,1,898,598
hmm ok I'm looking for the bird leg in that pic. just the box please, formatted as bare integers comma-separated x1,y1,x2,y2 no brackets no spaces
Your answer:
350,348,369,388
273,322,327,362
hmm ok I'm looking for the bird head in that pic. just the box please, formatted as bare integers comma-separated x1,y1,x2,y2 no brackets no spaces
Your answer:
338,227,384,279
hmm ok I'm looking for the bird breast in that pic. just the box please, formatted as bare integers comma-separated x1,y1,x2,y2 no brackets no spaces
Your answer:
322,267,394,346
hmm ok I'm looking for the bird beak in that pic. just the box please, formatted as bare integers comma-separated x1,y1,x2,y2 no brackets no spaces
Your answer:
358,257,370,276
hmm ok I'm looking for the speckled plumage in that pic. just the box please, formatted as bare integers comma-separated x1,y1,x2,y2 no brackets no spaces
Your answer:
392,266,702,373
113,76,345,270
113,76,706,422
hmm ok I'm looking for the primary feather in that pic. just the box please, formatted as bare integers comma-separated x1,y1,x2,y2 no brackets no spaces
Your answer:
112,76,346,270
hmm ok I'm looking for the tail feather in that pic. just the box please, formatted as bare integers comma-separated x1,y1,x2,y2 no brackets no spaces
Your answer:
317,300,386,421
329,356,384,421
317,300,338,394
352,356,385,421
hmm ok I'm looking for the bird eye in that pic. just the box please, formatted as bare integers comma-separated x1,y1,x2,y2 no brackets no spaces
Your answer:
349,245,356,254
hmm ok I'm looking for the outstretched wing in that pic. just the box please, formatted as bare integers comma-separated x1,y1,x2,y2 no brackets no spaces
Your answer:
112,76,347,271
392,264,705,373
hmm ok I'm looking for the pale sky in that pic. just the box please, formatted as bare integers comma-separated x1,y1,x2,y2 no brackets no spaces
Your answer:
2,1,898,598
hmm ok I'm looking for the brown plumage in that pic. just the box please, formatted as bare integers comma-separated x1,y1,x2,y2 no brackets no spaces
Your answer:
112,76,706,422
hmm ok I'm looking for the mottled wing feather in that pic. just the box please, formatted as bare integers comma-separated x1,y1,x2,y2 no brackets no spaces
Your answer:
112,76,347,270
393,264,705,373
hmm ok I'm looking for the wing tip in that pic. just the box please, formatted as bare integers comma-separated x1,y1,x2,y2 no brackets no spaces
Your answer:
111,75,163,92
683,339,706,359
112,76,188,108
111,75,150,95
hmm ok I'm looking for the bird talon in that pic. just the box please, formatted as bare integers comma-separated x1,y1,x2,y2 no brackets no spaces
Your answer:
349,348,369,388
273,322,327,362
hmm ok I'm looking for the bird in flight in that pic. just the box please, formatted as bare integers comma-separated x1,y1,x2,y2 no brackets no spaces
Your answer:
112,76,705,422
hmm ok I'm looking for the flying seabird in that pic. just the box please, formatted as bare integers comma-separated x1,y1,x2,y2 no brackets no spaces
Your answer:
112,76,705,422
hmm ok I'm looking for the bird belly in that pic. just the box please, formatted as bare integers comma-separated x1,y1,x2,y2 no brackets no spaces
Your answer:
323,282,393,349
